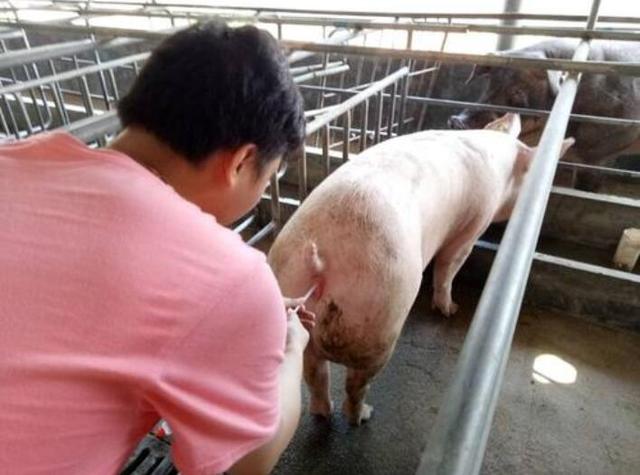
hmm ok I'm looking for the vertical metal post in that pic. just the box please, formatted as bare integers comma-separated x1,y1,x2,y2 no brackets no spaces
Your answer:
387,82,397,139
108,69,120,101
398,74,410,135
343,109,351,163
417,18,451,131
14,93,33,135
269,173,281,231
73,55,95,117
91,36,113,111
360,98,369,152
48,59,70,125
19,29,50,129
375,90,383,144
416,2,601,475
298,146,308,201
322,124,331,176
497,0,523,51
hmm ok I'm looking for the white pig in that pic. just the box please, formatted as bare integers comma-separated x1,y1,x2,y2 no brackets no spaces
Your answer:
268,113,573,425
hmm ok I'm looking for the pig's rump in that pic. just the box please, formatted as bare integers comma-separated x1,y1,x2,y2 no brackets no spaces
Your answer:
268,173,423,368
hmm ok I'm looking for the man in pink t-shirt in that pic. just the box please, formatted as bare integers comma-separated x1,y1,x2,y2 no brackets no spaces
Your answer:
0,22,312,474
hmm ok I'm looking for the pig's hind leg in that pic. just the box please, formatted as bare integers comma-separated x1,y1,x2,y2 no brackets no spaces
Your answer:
432,222,488,317
343,365,380,426
304,339,334,418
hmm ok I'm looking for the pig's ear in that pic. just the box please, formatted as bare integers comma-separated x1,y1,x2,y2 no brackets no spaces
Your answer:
464,63,491,85
484,113,521,137
546,69,564,96
515,142,535,175
559,137,575,157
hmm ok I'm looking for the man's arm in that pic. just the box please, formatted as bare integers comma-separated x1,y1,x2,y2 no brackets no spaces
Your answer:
229,309,312,475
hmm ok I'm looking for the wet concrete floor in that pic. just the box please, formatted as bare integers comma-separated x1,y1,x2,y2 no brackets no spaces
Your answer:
273,283,640,475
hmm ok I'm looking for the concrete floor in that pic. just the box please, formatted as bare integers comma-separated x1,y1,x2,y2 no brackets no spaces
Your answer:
273,284,640,475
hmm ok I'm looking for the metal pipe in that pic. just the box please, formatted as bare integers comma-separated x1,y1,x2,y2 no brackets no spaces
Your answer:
280,41,640,77
418,19,451,130
497,0,523,51
289,61,343,75
293,64,350,84
408,66,439,78
23,1,640,23
416,1,601,473
298,146,308,201
387,81,398,139
233,214,256,234
360,98,369,152
246,221,275,246
7,6,640,42
322,125,330,177
269,173,282,230
0,38,140,70
397,74,410,135
375,90,383,144
288,28,361,64
6,9,640,42
298,84,640,127
72,55,95,118
342,110,351,163
0,52,150,96
19,31,52,130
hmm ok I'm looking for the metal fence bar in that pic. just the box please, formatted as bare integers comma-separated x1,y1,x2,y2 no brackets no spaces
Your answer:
0,52,150,96
293,64,350,84
375,90,383,144
298,84,640,127
25,2,640,23
0,38,139,70
342,110,352,162
289,60,343,75
416,1,601,474
360,98,369,152
281,41,640,76
298,146,309,201
288,28,361,64
6,8,640,42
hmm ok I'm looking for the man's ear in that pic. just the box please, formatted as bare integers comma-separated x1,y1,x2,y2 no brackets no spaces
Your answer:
218,143,258,186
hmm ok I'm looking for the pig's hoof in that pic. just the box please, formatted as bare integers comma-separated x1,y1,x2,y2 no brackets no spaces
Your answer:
432,297,459,317
344,401,373,426
309,398,334,418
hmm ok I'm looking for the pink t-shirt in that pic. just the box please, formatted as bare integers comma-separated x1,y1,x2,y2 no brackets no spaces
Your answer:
0,132,286,474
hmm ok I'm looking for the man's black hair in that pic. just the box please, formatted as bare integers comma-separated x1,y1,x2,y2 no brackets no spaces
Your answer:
118,21,305,169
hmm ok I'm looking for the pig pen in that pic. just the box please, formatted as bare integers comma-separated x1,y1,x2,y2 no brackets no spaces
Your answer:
0,2,638,474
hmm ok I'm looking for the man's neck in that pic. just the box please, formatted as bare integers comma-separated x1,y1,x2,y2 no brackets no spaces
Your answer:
107,127,177,182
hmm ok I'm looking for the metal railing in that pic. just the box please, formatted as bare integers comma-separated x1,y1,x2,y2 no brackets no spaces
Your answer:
416,0,604,473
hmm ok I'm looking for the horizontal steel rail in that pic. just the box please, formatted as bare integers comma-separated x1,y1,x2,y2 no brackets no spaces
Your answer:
0,37,142,70
2,11,640,45
0,51,150,96
22,1,640,24
298,83,640,127
280,41,640,76
293,64,350,84
9,2,640,26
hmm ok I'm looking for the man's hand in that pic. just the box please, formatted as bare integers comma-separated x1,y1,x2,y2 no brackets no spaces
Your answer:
283,294,316,352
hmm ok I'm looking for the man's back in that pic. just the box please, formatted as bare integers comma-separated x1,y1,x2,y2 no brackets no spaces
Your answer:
0,132,286,474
